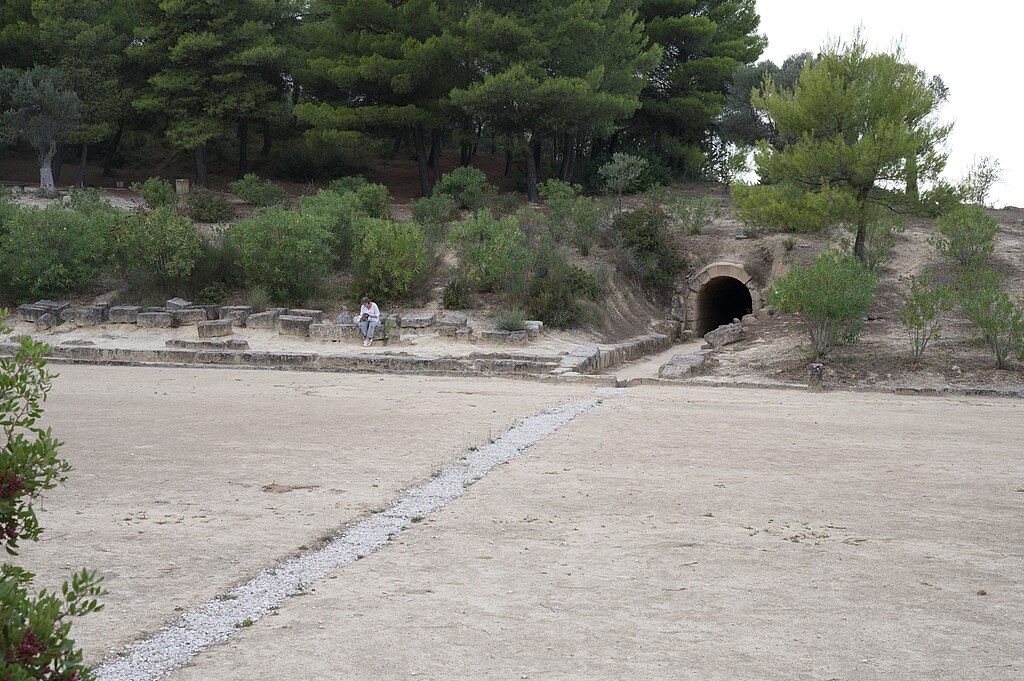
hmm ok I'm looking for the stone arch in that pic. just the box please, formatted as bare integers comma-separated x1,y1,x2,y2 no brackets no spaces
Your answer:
680,262,762,337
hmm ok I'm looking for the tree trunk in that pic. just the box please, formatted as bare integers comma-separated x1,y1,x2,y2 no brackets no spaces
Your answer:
430,129,443,185
460,143,470,167
504,149,513,177
39,142,57,197
393,134,403,153
565,138,578,184
194,145,208,187
261,120,272,158
50,140,65,187
237,120,249,179
413,125,431,197
102,123,124,176
906,154,919,201
523,147,539,202
853,211,867,265
75,143,88,188
532,138,542,178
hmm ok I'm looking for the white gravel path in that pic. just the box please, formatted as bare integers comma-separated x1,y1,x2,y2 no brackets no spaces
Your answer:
93,395,602,681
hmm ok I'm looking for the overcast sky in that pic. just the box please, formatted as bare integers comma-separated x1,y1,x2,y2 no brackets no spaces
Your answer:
755,1,1021,207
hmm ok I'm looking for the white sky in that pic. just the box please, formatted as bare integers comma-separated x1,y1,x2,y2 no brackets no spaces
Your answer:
756,1,1022,207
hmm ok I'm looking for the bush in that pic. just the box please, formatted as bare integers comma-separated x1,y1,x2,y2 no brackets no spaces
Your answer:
298,189,363,266
0,205,108,302
189,239,244,295
269,137,361,182
610,205,684,297
110,207,203,294
442,277,472,310
328,176,367,194
899,275,954,363
861,214,905,272
731,182,857,234
228,206,334,304
598,153,648,208
524,250,603,329
767,249,878,359
930,204,999,270
670,196,720,236
956,269,1024,369
246,284,273,312
538,180,580,244
354,182,392,219
494,307,528,332
228,173,288,207
352,218,429,303
130,177,177,209
448,211,530,293
186,188,235,223
412,193,459,242
1,326,105,681
434,166,490,210
196,281,227,305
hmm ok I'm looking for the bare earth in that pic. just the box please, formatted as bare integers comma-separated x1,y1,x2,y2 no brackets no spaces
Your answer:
17,366,1024,680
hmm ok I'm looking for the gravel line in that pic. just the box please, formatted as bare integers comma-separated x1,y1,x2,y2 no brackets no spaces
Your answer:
93,395,603,681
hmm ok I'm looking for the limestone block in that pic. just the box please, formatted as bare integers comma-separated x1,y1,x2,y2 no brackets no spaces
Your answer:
146,306,171,313
311,323,385,341
524,321,544,340
173,308,208,325
137,312,174,328
246,310,281,330
167,338,248,350
109,306,142,324
286,309,324,323
439,314,468,328
650,319,680,342
479,329,528,345
220,306,253,327
35,313,56,331
189,305,220,320
16,305,47,322
455,328,471,341
399,313,437,328
703,322,748,348
34,300,69,315
198,319,233,338
741,313,757,325
276,314,313,337
658,354,706,379
166,297,192,310
69,306,103,326
92,302,110,321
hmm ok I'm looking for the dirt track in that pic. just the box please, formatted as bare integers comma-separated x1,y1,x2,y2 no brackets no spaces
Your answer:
19,366,1024,679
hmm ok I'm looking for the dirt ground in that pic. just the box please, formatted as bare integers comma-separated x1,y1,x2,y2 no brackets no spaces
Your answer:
16,366,1024,679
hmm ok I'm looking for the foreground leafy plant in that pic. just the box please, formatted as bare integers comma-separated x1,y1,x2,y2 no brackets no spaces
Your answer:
956,270,1024,369
899,274,953,363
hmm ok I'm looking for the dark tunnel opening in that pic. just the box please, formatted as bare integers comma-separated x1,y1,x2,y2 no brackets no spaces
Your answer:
697,276,753,336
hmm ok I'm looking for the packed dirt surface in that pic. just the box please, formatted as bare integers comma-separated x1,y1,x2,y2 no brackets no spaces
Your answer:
16,366,1023,679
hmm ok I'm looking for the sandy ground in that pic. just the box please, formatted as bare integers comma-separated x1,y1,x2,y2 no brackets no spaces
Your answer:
15,366,1023,679
16,365,592,662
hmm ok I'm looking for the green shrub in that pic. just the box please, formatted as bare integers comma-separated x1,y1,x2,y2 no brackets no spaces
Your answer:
189,239,244,294
329,176,367,194
524,250,603,329
448,211,530,293
196,281,227,305
899,274,953,363
494,307,528,332
186,188,235,223
484,190,520,217
298,189,363,265
228,206,334,304
861,213,905,272
442,277,472,309
539,180,581,244
598,153,648,208
435,166,490,210
783,236,797,251
731,182,857,234
131,177,177,209
670,196,719,236
0,204,108,301
955,269,1024,369
110,207,203,294
228,173,288,207
930,204,999,270
0,325,105,681
571,197,608,257
270,138,361,182
246,284,273,312
352,218,429,302
610,205,684,297
354,182,392,219
412,193,458,243
767,249,878,359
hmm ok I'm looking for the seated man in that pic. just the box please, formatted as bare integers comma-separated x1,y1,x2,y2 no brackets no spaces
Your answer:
353,296,380,346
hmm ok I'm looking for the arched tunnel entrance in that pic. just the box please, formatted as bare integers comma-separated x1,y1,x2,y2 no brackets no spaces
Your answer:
696,276,753,336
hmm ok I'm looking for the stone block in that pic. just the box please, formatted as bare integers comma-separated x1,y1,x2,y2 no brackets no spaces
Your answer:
69,306,103,326
703,322,748,348
439,314,468,328
524,320,543,340
16,305,47,322
166,297,192,310
189,304,220,320
146,306,171,313
109,306,142,324
137,312,174,328
479,329,528,345
91,302,110,321
650,319,680,342
198,319,233,338
808,363,824,393
286,309,323,323
246,310,281,330
220,306,253,327
35,313,56,331
173,308,208,325
276,315,313,337
658,354,706,379
34,300,70,314
167,338,248,350
399,313,436,328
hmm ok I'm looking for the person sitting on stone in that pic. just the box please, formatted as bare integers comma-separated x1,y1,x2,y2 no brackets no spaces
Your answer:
353,296,380,346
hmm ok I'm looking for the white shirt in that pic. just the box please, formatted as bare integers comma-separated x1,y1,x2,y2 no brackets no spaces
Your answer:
355,302,380,323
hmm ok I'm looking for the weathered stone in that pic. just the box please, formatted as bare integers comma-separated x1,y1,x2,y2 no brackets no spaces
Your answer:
35,313,56,331
245,310,281,330
70,306,103,326
34,300,70,314
703,322,748,348
91,302,110,321
137,312,174,328
166,297,192,310
455,328,471,341
109,306,142,324
479,329,528,345
399,313,437,328
286,309,323,323
277,315,313,337
189,304,220,320
808,363,824,393
658,354,706,379
741,313,757,325
650,319,680,342
220,306,253,327
173,308,208,325
439,314,468,328
146,306,171,313
16,305,47,322
198,319,233,338
311,323,387,342
167,338,248,350
524,320,544,340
